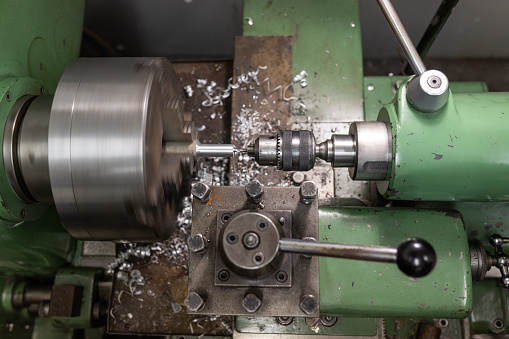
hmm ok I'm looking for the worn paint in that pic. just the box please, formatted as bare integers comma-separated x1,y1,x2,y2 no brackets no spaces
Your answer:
319,206,471,318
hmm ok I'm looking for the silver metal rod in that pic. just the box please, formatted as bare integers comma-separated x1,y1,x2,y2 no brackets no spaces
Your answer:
279,238,397,263
376,0,427,75
196,142,236,158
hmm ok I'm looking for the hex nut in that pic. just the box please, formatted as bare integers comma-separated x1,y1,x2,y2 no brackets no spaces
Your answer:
188,234,207,254
299,294,318,315
299,181,318,205
245,180,264,203
242,293,261,313
192,183,211,202
184,292,205,312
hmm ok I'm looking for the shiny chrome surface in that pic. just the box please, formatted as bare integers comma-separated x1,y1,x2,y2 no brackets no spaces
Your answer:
376,0,426,75
195,142,235,158
279,238,397,263
348,121,392,181
3,95,38,203
18,95,53,203
406,69,450,113
49,57,193,241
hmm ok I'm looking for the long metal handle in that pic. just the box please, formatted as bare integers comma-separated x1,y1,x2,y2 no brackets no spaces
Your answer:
279,237,437,278
279,238,397,263
376,0,427,75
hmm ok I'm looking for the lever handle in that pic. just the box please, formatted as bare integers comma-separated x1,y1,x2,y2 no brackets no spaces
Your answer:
279,238,436,278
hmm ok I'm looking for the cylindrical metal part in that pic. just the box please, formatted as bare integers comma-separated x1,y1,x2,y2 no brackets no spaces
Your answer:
469,240,491,281
18,95,53,203
195,142,235,158
279,130,316,171
331,134,356,167
48,58,194,241
219,210,284,279
23,285,52,306
348,122,392,181
407,70,449,113
251,135,278,166
376,0,426,75
279,238,397,263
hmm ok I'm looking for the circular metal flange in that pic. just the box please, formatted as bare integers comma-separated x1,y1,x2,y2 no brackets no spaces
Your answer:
348,121,392,181
219,210,284,279
48,58,194,241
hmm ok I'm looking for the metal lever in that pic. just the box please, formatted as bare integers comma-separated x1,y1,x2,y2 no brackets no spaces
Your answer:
489,234,509,288
376,0,426,75
279,238,436,278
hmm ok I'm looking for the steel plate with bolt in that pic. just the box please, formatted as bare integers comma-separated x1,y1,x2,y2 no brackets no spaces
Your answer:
188,185,319,317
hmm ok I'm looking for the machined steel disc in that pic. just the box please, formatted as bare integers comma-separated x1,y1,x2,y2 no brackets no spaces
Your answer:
49,58,194,241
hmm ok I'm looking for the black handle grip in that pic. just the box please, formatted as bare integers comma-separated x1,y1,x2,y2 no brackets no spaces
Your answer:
397,238,436,278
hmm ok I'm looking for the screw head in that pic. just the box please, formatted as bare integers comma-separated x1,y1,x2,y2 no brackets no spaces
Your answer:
276,316,294,326
292,171,305,184
427,75,442,89
191,183,211,203
299,181,318,204
242,293,261,313
188,234,207,254
299,294,318,315
243,232,260,249
184,292,205,312
320,316,338,327
245,180,264,203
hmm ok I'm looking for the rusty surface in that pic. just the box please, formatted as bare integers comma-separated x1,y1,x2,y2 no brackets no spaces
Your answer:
174,61,232,145
229,36,293,186
108,255,233,336
107,61,234,336
49,285,83,317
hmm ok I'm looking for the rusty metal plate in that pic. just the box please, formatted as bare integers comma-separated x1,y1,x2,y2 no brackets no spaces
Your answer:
188,186,319,317
229,36,293,186
107,255,233,336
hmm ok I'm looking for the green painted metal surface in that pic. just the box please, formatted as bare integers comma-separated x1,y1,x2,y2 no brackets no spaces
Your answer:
378,82,509,202
51,267,102,329
243,0,364,122
235,316,376,336
319,207,471,318
363,76,488,121
0,208,76,277
0,0,84,276
470,279,509,335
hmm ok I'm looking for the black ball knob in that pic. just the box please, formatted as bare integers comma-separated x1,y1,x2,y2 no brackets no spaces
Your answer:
397,238,436,278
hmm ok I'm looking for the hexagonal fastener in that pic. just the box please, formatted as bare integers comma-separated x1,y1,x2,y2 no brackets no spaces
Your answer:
299,294,318,315
188,234,207,254
242,293,261,313
299,181,318,205
245,179,264,203
184,292,206,312
192,183,211,203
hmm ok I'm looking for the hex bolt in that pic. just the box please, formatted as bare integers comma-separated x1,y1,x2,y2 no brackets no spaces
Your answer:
245,179,264,203
299,294,318,315
188,234,207,254
191,182,211,203
242,293,261,313
299,181,318,205
243,232,260,249
184,292,206,312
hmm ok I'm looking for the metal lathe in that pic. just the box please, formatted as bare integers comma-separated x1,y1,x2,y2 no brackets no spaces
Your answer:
0,1,508,338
